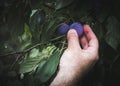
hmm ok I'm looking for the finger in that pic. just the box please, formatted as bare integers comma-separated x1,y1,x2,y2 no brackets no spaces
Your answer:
67,29,81,50
83,25,99,49
80,35,88,49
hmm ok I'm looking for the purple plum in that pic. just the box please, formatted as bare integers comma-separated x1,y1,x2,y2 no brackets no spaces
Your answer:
70,22,83,37
58,23,70,35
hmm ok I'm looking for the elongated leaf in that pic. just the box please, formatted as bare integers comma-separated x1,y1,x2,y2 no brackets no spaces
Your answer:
20,24,32,51
30,10,45,43
34,50,60,83
105,16,120,50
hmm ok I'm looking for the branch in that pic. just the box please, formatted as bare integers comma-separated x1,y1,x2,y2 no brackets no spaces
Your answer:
0,35,65,57
24,35,65,53
0,51,24,57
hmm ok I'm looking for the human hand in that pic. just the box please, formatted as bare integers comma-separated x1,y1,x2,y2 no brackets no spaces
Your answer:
50,25,99,86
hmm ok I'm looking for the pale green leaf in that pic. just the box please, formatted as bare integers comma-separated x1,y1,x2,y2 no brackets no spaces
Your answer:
30,10,38,17
19,45,57,74
19,57,44,74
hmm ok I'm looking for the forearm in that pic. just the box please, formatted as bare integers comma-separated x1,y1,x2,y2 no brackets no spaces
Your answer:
50,62,95,86
50,67,82,86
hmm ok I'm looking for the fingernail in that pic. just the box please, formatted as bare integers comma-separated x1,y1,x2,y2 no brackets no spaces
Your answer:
68,29,77,36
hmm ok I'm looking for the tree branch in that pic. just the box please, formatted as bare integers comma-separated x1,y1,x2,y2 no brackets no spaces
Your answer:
0,35,65,57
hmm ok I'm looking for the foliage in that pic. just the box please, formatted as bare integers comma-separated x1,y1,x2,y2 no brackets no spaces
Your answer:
0,0,120,86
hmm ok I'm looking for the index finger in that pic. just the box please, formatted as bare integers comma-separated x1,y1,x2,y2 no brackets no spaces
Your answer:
83,25,99,50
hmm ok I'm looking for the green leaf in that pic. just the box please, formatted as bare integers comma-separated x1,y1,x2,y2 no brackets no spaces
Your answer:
41,16,66,42
30,10,45,43
105,16,120,50
19,45,57,74
23,24,32,40
19,57,44,74
19,24,32,51
34,50,61,83
93,22,105,40
55,0,74,10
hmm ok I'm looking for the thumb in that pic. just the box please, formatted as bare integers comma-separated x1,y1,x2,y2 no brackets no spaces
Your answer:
67,29,81,50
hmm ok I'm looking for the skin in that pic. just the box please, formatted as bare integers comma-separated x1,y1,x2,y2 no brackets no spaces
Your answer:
50,25,99,86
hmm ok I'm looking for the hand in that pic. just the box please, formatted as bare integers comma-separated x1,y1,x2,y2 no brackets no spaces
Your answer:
50,25,99,86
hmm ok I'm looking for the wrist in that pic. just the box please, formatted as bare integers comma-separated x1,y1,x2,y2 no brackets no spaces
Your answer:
50,66,82,86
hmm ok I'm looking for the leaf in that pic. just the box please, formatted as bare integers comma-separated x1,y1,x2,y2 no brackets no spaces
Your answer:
30,10,45,43
19,45,57,74
34,50,61,83
22,24,32,41
40,16,67,42
105,16,120,50
96,9,109,23
55,0,74,10
40,18,57,42
30,10,38,17
19,24,32,51
19,57,44,74
93,22,105,40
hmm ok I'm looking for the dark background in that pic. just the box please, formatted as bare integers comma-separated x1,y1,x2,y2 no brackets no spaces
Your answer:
0,0,120,86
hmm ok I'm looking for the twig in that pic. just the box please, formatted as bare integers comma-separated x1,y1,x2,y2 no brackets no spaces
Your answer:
24,35,65,53
10,54,25,70
0,35,65,57
0,51,24,57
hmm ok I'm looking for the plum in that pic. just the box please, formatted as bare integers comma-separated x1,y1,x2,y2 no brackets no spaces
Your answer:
70,22,83,37
58,23,70,35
